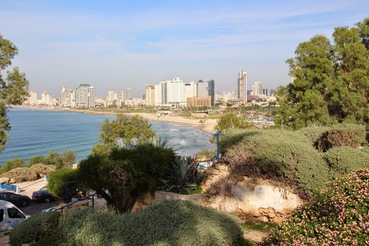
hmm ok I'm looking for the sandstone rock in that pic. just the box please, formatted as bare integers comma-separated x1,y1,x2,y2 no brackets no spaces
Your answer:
29,164,56,178
0,167,38,183
0,177,9,184
208,187,218,195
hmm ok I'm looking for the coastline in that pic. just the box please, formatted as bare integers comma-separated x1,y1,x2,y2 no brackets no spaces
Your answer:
15,106,217,134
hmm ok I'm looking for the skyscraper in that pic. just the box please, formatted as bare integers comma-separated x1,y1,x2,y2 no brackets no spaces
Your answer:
237,68,247,103
75,84,95,108
198,79,215,106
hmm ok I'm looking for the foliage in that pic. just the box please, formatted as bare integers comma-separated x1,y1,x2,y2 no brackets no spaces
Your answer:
0,157,25,174
77,144,176,213
323,147,369,176
59,200,243,246
92,114,155,155
276,17,369,130
261,168,369,245
241,220,278,233
0,34,29,153
195,149,216,159
221,128,329,197
216,112,251,132
221,124,369,199
28,155,47,167
46,152,62,169
61,150,76,168
47,168,79,201
159,156,199,193
297,123,367,152
9,211,61,246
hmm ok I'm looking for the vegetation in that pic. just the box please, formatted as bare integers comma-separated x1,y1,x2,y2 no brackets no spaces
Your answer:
77,144,176,213
0,34,29,153
216,112,252,132
275,17,369,130
10,200,245,246
220,124,369,198
0,158,25,174
195,149,216,159
92,114,155,155
47,168,79,202
9,211,61,246
262,168,369,245
159,156,200,194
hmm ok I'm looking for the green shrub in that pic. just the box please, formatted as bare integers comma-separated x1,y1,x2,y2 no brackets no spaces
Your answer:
323,147,369,175
297,124,366,152
60,200,243,246
9,211,61,246
221,129,329,197
0,158,25,174
261,168,369,245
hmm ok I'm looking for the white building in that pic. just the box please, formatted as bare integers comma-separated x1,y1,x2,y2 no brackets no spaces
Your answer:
145,85,155,106
237,68,247,103
252,82,263,96
75,84,95,108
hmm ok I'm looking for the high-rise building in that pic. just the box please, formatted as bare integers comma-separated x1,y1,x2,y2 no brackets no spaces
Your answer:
75,84,95,108
197,79,215,106
237,68,247,103
168,77,186,106
145,85,155,106
127,88,132,99
184,81,197,98
252,82,263,96
60,87,74,107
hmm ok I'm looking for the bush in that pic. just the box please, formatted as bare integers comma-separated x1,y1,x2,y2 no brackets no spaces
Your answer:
323,147,369,175
60,200,243,246
221,129,329,197
261,168,369,245
0,158,25,174
9,211,61,246
297,124,366,152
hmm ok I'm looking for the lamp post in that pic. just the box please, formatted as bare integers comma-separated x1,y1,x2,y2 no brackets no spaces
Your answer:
213,129,226,162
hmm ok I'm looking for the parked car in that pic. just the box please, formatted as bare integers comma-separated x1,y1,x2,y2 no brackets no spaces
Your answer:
32,186,56,203
0,200,30,232
0,191,31,207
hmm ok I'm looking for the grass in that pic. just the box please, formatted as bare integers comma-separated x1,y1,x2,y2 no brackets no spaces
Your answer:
241,220,278,232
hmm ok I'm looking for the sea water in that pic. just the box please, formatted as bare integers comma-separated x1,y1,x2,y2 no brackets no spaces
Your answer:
0,108,214,165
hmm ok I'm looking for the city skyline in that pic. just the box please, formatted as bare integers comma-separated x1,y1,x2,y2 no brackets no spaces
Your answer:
1,0,368,97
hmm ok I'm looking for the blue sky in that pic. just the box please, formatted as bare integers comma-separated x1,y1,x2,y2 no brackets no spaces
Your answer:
1,0,368,98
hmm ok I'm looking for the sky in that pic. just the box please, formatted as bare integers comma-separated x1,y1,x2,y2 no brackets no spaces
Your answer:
1,1,369,98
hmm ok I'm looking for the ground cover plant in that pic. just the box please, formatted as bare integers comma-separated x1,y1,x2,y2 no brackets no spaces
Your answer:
10,200,244,246
261,168,369,245
220,124,369,198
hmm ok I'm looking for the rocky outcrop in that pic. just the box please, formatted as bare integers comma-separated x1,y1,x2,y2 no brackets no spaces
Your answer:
135,164,304,223
200,164,303,222
29,164,56,178
0,167,38,183
0,164,56,183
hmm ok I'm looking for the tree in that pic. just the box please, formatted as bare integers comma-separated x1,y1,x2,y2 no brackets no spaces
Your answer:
77,144,176,213
277,18,369,129
215,112,251,132
61,150,76,168
92,114,155,155
28,155,47,167
47,168,79,202
46,152,62,169
0,35,29,152
0,158,25,174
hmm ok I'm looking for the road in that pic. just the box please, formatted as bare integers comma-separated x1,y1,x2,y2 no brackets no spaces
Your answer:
20,200,58,215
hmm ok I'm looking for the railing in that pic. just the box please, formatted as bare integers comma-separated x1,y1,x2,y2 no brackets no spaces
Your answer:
55,194,95,213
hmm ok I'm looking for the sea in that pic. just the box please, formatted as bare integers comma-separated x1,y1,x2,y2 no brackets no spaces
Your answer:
0,108,214,166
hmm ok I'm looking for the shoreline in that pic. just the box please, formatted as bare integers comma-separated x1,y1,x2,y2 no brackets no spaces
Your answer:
14,106,217,134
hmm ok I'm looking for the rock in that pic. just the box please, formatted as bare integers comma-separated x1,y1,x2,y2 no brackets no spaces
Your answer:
208,187,218,195
0,177,9,184
29,164,56,178
0,167,38,183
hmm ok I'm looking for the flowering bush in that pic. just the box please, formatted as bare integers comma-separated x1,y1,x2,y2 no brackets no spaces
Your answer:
261,168,369,245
